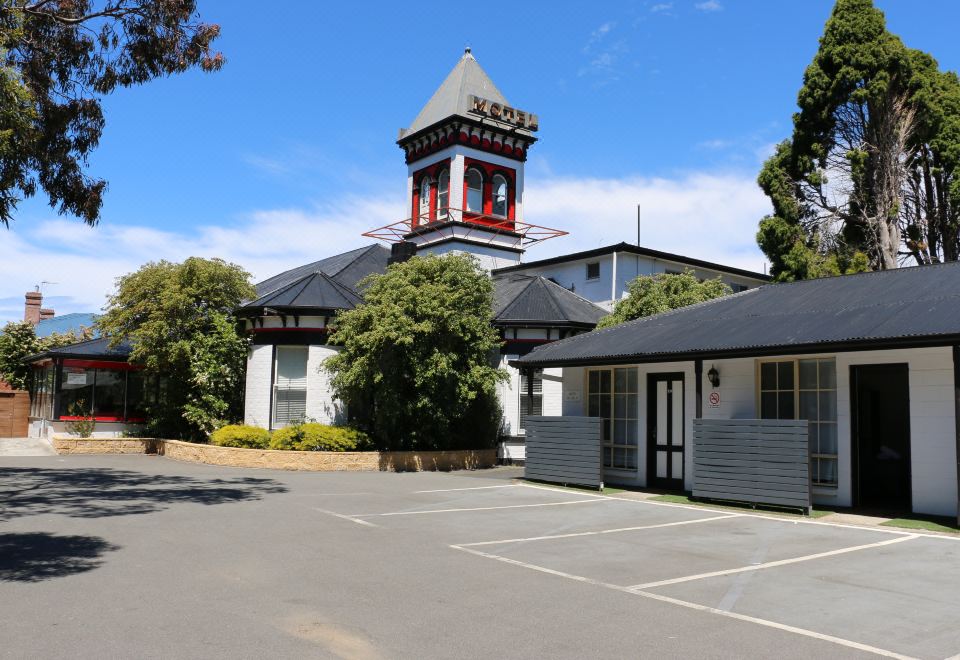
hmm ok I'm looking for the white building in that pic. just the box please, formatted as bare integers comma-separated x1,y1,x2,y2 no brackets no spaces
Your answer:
514,263,960,518
238,49,768,458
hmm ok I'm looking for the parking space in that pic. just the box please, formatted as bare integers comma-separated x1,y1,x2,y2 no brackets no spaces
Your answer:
3,455,959,659
315,476,960,660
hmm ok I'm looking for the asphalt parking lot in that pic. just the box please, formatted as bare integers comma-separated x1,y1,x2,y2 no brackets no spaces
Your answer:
1,454,958,659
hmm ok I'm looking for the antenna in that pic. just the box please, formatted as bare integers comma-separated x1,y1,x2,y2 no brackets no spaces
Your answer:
39,281,57,295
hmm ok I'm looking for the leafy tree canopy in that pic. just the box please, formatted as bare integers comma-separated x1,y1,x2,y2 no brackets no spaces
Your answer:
326,254,506,451
0,320,92,390
0,1,222,227
97,257,254,440
597,271,731,329
757,0,960,280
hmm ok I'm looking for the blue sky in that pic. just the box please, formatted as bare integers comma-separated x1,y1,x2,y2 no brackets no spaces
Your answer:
4,0,960,322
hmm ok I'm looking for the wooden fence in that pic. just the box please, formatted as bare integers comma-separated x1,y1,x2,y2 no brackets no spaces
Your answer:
692,419,811,513
0,390,29,438
524,416,603,489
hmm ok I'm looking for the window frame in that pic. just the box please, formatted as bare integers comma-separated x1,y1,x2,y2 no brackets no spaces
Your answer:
587,367,640,471
418,176,432,220
491,173,508,218
465,168,483,214
756,357,839,488
585,262,600,281
437,169,449,219
272,345,309,429
518,368,543,434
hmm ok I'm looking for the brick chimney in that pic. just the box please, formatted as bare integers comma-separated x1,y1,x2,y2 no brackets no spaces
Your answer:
39,308,55,321
24,291,42,325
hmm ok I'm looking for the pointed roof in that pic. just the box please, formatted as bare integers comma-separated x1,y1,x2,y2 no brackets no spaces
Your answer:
246,271,364,312
252,244,390,301
493,274,606,327
401,48,511,138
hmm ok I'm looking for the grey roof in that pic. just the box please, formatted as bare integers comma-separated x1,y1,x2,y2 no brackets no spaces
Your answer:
515,262,960,367
26,336,131,362
35,313,99,338
249,244,389,308
245,271,364,312
492,242,770,282
493,274,606,327
401,49,511,138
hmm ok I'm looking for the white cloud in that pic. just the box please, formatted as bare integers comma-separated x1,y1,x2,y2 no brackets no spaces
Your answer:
650,3,674,13
694,0,722,11
0,171,772,323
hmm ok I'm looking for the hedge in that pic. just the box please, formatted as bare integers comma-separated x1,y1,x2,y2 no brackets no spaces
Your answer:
210,424,271,449
269,423,371,452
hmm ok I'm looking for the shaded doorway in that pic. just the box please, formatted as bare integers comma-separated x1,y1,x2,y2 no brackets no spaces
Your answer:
647,373,684,490
851,364,911,511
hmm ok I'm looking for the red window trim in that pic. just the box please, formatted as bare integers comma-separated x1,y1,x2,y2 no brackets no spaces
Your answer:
62,359,143,371
59,416,147,423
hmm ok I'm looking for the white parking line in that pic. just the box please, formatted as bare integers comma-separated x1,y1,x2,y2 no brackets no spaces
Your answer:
628,534,918,590
451,544,918,659
518,482,960,542
352,498,608,518
414,485,520,493
458,514,740,547
315,508,379,527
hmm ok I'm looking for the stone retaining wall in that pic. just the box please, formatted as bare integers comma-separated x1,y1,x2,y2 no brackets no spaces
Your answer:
52,436,497,472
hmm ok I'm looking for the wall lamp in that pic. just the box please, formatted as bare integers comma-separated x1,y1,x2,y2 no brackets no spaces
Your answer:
707,365,720,388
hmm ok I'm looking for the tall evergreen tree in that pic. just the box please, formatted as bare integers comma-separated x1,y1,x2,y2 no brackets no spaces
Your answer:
757,0,960,280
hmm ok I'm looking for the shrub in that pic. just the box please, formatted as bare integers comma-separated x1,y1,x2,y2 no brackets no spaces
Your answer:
210,424,270,449
269,422,371,452
64,400,96,438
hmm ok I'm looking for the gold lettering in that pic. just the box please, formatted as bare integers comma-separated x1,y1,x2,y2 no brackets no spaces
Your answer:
502,106,515,122
490,103,502,117
470,95,487,113
515,110,526,126
526,114,539,131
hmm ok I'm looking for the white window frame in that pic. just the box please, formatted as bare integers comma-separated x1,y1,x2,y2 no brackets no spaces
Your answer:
587,367,639,470
491,174,508,218
465,168,483,214
419,177,431,220
273,346,308,429
437,169,449,219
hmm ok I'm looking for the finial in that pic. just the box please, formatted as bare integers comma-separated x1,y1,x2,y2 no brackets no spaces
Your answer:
464,46,472,56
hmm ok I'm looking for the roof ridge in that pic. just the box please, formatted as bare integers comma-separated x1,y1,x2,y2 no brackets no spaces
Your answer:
316,271,363,304
496,275,542,320
535,276,573,320
538,276,607,311
757,259,960,289
326,243,379,278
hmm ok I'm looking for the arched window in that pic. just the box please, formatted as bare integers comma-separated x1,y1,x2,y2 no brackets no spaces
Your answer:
437,169,449,219
419,177,431,220
492,174,508,218
466,169,483,213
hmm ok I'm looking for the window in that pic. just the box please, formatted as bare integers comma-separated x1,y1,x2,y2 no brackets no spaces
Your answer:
93,370,125,419
588,368,639,470
437,170,449,219
419,177,431,220
465,168,483,213
29,364,54,419
759,358,838,487
60,366,94,416
518,369,542,432
586,262,600,280
273,346,308,427
492,174,508,217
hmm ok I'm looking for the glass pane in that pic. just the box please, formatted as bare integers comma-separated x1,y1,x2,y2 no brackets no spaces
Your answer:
627,395,639,419
60,367,94,417
600,370,611,393
798,391,818,422
274,389,307,426
819,359,837,389
276,346,308,386
819,423,838,454
588,395,600,417
819,457,838,486
492,178,507,217
819,390,837,422
603,447,612,468
93,370,125,418
760,392,777,419
777,392,794,420
614,394,627,419
798,359,818,389
625,448,638,469
626,368,638,392
613,419,626,443
625,421,638,445
614,368,627,393
600,395,611,419
760,362,776,390
589,370,599,392
602,419,611,442
777,362,794,390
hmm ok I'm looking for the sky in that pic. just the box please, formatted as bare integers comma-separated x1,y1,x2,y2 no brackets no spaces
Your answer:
3,0,960,322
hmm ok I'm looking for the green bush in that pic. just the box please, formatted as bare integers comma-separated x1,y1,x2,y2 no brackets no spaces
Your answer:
269,422,371,452
210,424,271,449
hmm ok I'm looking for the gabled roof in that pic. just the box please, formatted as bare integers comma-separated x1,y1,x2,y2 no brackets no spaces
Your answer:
35,313,99,338
25,336,132,363
493,274,606,327
401,49,511,139
245,271,364,312
250,244,390,305
492,242,770,282
515,262,960,367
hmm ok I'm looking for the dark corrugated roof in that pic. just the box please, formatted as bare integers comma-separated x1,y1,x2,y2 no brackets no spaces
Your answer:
252,244,390,300
26,337,132,362
493,274,605,327
35,313,99,338
245,271,364,312
515,262,960,367
492,242,770,282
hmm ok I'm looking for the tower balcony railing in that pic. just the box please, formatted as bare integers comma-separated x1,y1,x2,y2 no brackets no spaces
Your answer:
362,207,568,248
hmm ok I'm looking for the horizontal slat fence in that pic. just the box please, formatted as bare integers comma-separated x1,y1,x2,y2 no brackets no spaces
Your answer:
524,416,603,489
693,419,811,513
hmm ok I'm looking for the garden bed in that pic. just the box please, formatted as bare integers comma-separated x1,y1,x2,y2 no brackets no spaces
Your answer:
51,436,497,472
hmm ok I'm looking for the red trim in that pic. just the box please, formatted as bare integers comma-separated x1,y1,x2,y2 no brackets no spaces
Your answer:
411,159,450,227
463,158,515,228
59,416,146,423
62,359,142,371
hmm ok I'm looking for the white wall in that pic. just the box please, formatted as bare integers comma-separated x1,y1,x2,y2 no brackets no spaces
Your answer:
563,348,958,516
306,345,345,425
243,344,273,428
416,242,521,271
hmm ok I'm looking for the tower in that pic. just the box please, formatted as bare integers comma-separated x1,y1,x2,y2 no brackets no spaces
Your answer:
364,48,565,270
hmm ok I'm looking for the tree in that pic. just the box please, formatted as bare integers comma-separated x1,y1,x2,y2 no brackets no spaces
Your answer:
597,271,731,329
0,320,93,390
757,0,960,280
326,254,506,451
0,1,223,227
97,257,254,440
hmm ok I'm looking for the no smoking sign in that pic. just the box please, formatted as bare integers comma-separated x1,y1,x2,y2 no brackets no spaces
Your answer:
708,391,721,408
